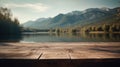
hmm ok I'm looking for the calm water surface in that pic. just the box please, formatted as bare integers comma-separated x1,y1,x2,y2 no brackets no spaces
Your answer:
0,33,120,42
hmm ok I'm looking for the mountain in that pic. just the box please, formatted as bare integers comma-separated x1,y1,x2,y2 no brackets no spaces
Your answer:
22,7,119,29
22,18,52,29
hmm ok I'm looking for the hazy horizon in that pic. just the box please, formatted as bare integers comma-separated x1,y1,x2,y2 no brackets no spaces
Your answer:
0,0,120,24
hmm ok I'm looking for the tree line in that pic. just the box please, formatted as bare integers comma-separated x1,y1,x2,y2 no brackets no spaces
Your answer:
0,7,21,35
81,23,120,33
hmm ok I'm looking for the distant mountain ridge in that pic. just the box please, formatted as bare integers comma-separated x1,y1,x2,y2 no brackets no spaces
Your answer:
22,7,119,29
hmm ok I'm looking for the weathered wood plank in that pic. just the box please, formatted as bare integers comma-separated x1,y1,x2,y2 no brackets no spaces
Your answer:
0,44,41,59
40,52,70,59
0,42,120,59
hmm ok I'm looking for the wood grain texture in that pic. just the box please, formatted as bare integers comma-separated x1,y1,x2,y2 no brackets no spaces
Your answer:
0,42,120,59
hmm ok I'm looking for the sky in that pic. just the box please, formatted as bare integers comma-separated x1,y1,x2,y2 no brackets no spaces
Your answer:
0,0,120,24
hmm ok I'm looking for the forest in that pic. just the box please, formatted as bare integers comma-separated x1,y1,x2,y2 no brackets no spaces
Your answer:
0,7,21,35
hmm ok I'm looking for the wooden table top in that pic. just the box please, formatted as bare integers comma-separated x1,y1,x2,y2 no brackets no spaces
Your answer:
0,42,120,59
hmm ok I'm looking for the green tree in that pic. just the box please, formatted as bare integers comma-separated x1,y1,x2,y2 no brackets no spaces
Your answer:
0,7,21,35
102,24,110,32
97,26,103,31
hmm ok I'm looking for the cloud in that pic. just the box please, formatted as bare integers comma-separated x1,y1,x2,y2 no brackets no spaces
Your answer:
4,3,50,12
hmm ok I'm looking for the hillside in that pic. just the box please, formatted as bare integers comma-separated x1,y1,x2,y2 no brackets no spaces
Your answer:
22,7,120,29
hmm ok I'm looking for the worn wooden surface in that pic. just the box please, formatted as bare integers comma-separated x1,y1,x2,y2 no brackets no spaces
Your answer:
0,42,120,59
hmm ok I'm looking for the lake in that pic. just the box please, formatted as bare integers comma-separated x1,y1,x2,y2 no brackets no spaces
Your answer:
0,32,120,42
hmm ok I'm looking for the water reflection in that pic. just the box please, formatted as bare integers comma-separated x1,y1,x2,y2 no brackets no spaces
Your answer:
0,35,22,42
0,33,119,42
21,33,120,42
